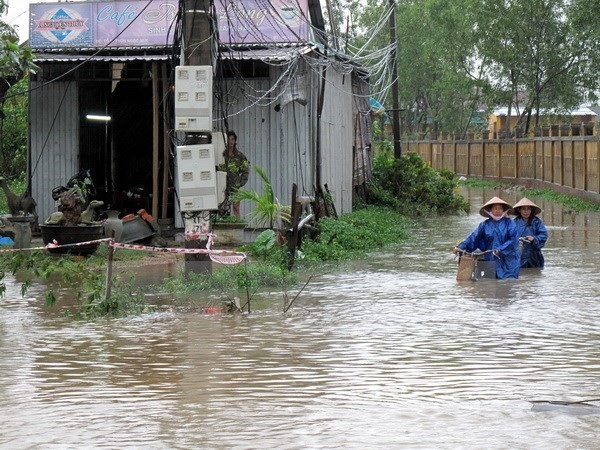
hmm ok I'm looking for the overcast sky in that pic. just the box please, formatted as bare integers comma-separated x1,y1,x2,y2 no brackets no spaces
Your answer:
3,0,57,43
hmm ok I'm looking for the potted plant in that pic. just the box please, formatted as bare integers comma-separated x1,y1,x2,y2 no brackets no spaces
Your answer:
212,214,247,245
232,166,290,230
40,186,105,255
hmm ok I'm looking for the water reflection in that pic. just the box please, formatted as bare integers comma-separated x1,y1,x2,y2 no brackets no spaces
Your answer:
0,187,599,448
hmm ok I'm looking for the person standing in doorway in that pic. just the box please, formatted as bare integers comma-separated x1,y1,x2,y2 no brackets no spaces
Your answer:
512,197,548,268
223,131,250,218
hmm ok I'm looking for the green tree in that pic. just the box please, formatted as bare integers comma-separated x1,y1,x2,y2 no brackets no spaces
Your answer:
1,0,36,178
349,0,489,137
0,0,36,99
477,0,599,133
345,0,600,136
0,78,27,177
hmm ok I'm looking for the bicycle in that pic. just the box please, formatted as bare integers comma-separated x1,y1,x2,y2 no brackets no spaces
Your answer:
455,249,497,281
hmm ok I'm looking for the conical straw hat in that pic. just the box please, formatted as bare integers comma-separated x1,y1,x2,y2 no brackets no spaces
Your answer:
479,196,513,217
512,197,542,216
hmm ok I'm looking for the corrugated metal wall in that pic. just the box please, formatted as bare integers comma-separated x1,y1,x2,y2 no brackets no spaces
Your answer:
29,58,356,229
29,80,79,224
320,68,354,214
215,58,354,227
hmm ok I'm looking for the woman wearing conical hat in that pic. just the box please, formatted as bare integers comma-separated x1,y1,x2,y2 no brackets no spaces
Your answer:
512,197,548,268
452,196,520,279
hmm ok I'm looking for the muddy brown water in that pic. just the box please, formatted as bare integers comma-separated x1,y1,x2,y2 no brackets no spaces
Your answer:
1,187,598,449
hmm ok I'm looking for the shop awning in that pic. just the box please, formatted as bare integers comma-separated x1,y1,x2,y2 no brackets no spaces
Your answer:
33,53,171,63
219,44,317,62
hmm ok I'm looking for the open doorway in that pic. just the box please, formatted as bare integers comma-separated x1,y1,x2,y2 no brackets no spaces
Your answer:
77,61,160,216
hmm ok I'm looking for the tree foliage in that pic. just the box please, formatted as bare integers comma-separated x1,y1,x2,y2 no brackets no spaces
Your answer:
0,0,36,99
477,0,599,133
333,0,600,136
0,1,36,179
0,78,27,177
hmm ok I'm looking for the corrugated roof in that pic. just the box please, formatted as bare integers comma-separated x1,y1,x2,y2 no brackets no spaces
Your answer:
33,53,170,62
219,44,317,61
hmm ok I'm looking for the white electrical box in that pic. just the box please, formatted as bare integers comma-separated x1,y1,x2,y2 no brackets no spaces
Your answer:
175,65,213,132
212,131,227,166
176,144,218,211
216,170,227,204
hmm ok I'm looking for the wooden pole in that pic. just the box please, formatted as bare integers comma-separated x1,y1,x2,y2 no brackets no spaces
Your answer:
183,0,213,274
152,61,159,217
287,184,300,271
104,231,115,304
244,259,251,313
316,64,327,190
161,62,170,219
389,0,401,158
324,0,339,50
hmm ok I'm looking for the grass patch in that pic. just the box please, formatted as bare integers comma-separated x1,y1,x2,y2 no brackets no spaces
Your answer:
458,177,600,212
156,205,411,304
161,261,298,295
299,206,410,263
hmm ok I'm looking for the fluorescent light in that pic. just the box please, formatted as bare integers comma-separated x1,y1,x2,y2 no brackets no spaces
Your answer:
86,114,111,121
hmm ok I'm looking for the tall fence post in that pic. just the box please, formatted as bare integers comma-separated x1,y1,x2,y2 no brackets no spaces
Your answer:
583,141,588,191
429,140,433,167
498,142,502,178
514,135,519,178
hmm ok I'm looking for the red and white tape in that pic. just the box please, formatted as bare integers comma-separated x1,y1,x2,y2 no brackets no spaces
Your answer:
0,236,247,264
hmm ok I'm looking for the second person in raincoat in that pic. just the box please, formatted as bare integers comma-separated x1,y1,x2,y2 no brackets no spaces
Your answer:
512,197,548,268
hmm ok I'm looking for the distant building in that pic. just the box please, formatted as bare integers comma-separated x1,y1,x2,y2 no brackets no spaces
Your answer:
488,106,597,136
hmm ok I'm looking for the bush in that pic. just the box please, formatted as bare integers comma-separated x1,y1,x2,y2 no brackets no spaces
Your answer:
367,151,469,215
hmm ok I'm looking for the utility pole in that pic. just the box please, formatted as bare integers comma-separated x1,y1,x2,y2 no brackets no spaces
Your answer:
325,0,339,50
184,0,212,66
388,0,401,158
181,0,213,275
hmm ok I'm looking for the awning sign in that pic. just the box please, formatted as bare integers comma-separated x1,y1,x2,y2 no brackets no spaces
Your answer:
215,0,309,44
30,0,177,49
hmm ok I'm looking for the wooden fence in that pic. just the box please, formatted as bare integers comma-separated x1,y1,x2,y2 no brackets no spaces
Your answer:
405,134,600,200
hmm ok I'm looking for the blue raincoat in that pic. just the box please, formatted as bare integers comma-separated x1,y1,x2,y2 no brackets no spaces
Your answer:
514,216,548,268
457,217,520,279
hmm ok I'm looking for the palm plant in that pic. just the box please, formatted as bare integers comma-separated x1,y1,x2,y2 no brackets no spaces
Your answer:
232,165,290,229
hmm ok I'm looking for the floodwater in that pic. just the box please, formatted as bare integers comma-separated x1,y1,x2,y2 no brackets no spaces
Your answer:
1,187,599,449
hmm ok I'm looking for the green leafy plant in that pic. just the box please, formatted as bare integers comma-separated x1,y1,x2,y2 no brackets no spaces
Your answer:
300,206,410,262
367,151,470,215
0,249,151,318
233,165,290,229
0,80,28,179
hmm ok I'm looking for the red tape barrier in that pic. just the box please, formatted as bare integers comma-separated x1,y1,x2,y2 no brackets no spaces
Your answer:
0,236,247,265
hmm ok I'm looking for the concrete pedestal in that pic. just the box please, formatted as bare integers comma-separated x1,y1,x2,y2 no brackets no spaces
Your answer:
7,216,34,250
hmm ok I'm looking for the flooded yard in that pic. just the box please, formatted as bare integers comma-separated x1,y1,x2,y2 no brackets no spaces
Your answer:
0,187,599,448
